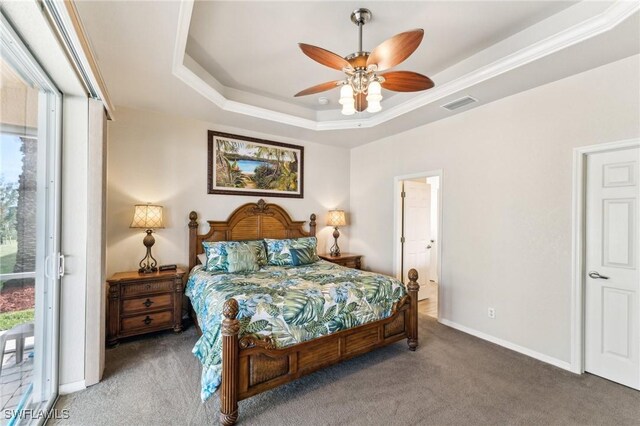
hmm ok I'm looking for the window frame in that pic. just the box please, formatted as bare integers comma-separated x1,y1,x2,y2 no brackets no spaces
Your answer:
1,10,62,421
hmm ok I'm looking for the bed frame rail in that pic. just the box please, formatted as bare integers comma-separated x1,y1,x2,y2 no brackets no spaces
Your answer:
219,269,420,425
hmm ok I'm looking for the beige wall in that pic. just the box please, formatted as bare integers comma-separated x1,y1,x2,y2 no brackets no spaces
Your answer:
349,55,640,364
106,107,350,276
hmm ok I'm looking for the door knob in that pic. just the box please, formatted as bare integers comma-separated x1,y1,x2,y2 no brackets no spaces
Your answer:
588,271,609,280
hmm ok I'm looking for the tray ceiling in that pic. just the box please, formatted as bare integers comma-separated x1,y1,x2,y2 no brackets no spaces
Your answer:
75,1,639,146
186,1,576,111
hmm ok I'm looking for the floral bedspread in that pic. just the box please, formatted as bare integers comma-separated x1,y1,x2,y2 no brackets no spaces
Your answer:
185,260,406,401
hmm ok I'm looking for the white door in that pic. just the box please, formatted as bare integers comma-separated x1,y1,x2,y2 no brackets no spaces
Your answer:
585,147,639,389
402,181,431,300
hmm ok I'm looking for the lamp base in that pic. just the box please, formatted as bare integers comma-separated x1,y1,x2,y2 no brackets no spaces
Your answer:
138,229,158,274
138,265,158,274
330,227,341,257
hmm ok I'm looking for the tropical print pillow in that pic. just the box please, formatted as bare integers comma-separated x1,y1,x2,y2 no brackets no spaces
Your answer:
290,247,317,266
202,240,267,271
226,245,260,273
265,237,319,266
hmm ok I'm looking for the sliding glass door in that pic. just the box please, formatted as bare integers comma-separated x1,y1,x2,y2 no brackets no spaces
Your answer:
0,13,61,424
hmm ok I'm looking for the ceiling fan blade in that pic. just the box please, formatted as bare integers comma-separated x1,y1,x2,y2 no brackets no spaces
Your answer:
366,29,424,71
355,92,368,112
294,80,342,97
299,43,352,71
379,71,434,92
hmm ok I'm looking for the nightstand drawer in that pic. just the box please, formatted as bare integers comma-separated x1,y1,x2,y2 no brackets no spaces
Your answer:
341,260,359,269
121,310,173,334
121,279,174,297
121,293,172,314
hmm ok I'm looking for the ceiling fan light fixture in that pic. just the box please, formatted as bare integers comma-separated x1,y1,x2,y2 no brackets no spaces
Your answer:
366,80,382,101
339,84,354,103
366,80,382,113
366,100,381,113
339,84,356,115
342,103,356,115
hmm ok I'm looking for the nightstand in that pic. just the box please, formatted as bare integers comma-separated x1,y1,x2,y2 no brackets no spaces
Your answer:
106,268,185,346
318,253,363,270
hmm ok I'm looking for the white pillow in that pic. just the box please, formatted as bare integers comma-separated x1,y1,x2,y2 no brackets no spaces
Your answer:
197,253,207,265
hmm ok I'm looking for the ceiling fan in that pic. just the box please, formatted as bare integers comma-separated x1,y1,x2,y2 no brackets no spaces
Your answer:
295,8,434,115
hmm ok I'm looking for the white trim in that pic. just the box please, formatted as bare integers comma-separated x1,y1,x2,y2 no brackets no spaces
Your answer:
172,0,639,131
439,318,573,372
41,0,114,118
393,170,444,321
570,138,640,374
0,272,36,281
58,380,86,395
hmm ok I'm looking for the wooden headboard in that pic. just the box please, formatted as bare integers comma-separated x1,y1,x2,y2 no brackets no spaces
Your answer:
188,199,316,271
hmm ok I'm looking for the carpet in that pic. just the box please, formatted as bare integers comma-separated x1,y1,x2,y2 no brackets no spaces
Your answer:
52,311,640,425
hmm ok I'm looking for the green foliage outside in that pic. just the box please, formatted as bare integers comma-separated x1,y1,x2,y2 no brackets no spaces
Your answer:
0,178,18,244
0,242,17,290
0,308,34,331
0,242,17,274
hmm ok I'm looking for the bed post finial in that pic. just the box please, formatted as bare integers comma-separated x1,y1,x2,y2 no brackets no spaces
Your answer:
188,211,198,228
220,298,240,426
407,269,420,351
188,211,199,272
309,213,317,236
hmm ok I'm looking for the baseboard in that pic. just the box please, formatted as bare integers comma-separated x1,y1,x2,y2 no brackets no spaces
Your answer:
59,380,86,395
438,318,573,372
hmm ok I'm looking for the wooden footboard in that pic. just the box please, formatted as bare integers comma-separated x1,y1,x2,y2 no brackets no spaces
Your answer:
219,269,420,425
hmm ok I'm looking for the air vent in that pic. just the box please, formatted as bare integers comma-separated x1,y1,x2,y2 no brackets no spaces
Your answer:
441,96,478,111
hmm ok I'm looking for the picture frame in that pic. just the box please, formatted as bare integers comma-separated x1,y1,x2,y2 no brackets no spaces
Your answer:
208,131,304,198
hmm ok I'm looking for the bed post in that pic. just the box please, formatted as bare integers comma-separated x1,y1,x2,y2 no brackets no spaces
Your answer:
407,269,420,351
220,298,240,426
309,213,316,236
188,211,198,271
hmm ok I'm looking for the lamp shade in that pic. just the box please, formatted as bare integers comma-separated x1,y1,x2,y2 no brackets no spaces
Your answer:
130,204,164,229
327,209,346,227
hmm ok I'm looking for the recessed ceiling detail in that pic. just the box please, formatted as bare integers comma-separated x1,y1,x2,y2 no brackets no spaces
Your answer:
170,1,638,132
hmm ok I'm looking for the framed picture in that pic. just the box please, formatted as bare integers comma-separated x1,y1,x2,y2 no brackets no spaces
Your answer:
208,131,304,198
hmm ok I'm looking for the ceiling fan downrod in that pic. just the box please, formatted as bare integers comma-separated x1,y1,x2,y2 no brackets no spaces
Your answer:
350,8,372,55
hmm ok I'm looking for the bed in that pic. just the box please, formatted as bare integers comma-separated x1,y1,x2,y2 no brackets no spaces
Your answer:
186,199,420,425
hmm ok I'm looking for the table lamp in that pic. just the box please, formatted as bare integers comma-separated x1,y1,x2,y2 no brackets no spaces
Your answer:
130,203,164,273
327,209,347,257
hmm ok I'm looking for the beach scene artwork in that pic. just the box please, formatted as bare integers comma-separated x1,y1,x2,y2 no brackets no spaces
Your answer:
209,132,303,198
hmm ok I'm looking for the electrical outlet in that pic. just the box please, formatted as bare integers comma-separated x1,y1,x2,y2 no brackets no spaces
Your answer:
488,308,496,319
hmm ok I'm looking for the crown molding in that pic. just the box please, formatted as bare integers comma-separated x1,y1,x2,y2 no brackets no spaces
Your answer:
173,0,639,132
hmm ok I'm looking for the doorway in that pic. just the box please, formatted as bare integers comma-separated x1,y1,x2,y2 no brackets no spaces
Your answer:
394,171,442,319
572,140,639,389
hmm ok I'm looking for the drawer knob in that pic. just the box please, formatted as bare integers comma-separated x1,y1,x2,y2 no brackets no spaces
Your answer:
143,316,153,325
143,299,154,308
